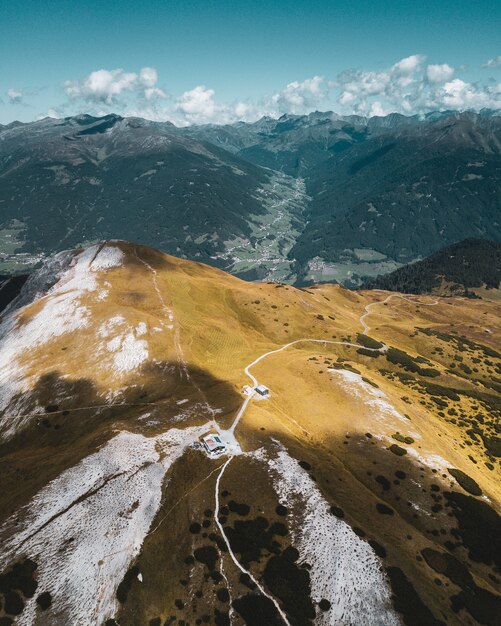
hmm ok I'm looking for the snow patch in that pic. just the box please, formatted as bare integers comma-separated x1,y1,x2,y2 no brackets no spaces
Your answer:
106,333,149,374
98,315,126,338
0,425,210,625
90,245,125,271
95,289,108,302
329,369,415,430
97,317,149,374
405,447,450,472
259,444,400,626
0,246,101,433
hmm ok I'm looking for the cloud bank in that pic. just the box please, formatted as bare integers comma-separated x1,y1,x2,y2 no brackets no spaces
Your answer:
63,67,167,105
33,54,501,125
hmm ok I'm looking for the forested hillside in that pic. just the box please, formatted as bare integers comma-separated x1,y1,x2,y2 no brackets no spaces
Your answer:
362,238,501,295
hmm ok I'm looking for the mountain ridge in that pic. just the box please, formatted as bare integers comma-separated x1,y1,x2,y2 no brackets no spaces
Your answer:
1,109,501,285
0,241,499,625
362,238,501,297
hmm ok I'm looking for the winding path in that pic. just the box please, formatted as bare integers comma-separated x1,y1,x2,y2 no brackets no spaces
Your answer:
133,248,188,378
232,292,440,436
214,458,293,626
360,293,439,335
212,291,442,624
230,339,383,434
214,337,386,624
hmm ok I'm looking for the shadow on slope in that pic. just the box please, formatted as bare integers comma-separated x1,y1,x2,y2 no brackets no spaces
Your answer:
279,428,501,626
0,360,241,523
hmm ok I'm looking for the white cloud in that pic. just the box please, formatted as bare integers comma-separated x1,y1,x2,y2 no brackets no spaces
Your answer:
144,87,167,101
64,67,166,105
426,63,454,83
139,67,157,88
336,54,501,116
149,77,329,126
7,88,23,104
176,85,217,123
483,56,501,69
35,106,65,121
64,69,136,104
234,101,254,119
171,86,265,125
55,57,501,126
394,54,425,74
368,101,388,117
336,55,427,115
269,76,328,114
440,78,492,109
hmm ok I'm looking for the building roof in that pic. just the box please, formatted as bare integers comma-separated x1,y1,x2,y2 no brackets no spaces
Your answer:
203,433,226,452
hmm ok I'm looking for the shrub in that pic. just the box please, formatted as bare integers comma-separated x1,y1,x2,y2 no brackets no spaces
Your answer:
389,444,407,456
447,468,482,496
357,348,380,358
392,433,414,445
356,333,384,350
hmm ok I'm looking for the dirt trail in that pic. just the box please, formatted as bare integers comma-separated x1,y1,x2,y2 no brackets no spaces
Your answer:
214,457,293,626
134,246,218,421
360,293,439,335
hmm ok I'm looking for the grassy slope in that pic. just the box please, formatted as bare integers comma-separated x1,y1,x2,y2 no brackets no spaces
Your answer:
0,241,499,625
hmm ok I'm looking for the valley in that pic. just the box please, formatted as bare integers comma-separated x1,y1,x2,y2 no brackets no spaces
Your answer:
215,174,309,283
3,3,500,626
2,110,501,285
0,241,499,625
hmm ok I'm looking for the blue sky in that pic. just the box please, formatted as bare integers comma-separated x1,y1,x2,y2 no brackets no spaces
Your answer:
1,0,501,124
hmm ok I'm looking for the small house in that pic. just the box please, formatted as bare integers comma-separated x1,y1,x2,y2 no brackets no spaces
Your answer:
202,433,226,456
255,384,270,397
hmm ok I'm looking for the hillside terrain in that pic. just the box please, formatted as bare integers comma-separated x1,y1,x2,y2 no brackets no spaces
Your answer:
0,241,499,626
362,238,501,297
1,110,501,284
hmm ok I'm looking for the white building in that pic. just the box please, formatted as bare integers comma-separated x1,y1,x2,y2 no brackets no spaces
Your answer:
255,384,270,397
202,433,227,456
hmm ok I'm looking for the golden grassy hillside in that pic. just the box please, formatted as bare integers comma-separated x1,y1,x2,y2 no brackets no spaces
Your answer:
0,241,499,626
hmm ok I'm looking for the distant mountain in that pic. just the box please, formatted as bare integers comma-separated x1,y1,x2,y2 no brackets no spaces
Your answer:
188,111,418,176
1,110,501,284
191,110,501,283
0,114,307,281
290,112,501,281
361,238,501,296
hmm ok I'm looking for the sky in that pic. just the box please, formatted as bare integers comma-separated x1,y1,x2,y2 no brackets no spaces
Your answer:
1,0,501,125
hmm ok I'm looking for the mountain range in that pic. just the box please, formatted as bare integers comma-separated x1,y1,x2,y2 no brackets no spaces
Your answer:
1,110,500,284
